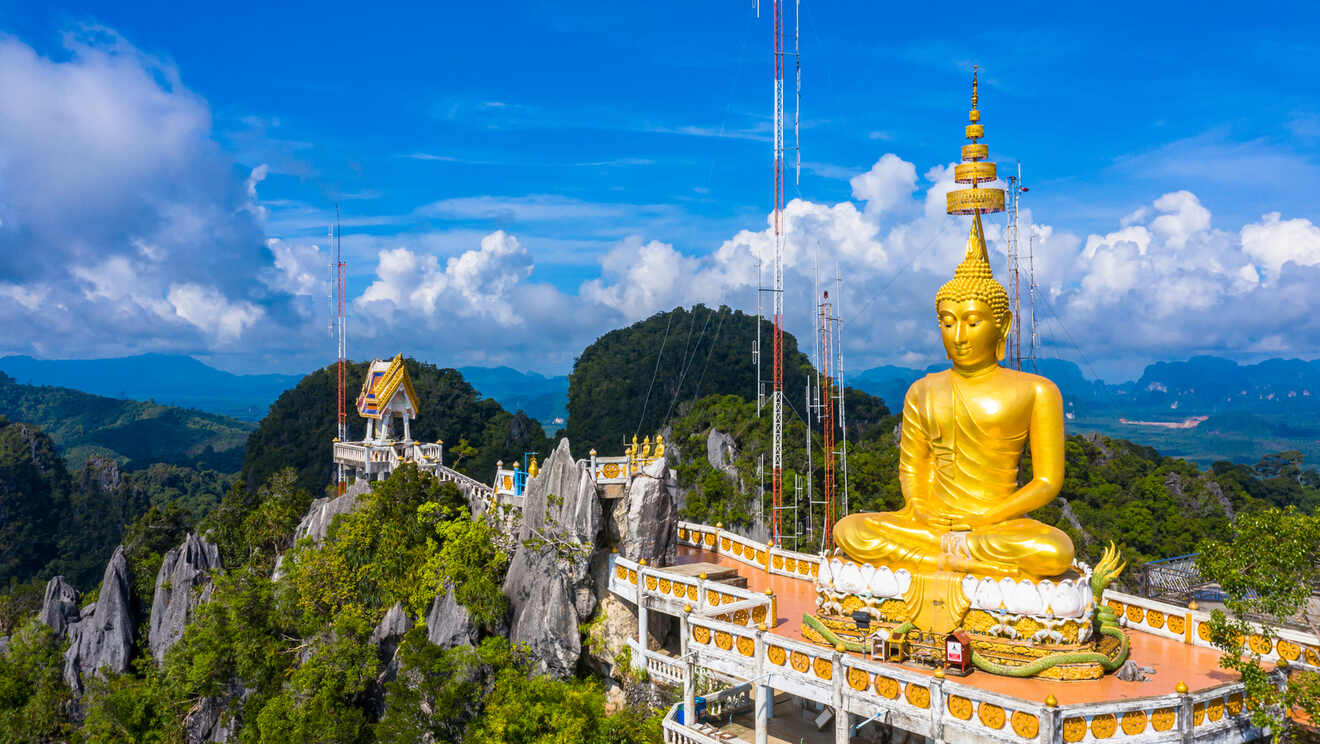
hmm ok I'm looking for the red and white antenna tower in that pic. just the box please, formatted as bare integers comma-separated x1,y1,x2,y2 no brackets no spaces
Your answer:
333,208,347,495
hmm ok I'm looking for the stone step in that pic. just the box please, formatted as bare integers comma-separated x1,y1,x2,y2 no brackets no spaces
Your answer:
661,562,749,589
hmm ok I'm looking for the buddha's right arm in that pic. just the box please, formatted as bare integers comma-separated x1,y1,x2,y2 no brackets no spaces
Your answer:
897,384,933,517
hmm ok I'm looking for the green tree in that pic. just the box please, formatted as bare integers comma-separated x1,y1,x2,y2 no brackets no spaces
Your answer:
0,620,73,742
1197,507,1320,741
122,502,197,610
375,634,514,742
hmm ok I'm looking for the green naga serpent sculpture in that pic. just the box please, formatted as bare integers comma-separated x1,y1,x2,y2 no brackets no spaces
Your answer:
803,543,1130,677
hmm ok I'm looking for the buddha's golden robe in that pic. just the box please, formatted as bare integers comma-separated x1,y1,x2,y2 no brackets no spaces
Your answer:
834,367,1074,579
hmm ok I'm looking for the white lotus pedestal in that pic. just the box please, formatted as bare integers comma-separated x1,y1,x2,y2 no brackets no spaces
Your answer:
807,557,1125,680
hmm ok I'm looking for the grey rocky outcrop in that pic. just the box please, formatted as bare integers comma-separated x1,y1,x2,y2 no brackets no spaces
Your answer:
613,457,677,565
64,546,134,692
502,438,601,678
706,429,738,476
39,576,80,638
1202,477,1234,518
427,588,477,649
149,533,222,662
184,680,248,743
272,479,372,579
368,603,414,717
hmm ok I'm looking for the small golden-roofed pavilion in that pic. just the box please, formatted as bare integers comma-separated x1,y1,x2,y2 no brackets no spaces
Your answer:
355,354,419,442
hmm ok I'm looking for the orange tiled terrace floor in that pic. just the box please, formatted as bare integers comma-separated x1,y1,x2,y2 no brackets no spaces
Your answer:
674,546,1240,706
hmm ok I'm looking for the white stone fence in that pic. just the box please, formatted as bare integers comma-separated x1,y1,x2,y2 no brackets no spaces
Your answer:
609,554,775,628
675,520,825,582
1101,590,1319,667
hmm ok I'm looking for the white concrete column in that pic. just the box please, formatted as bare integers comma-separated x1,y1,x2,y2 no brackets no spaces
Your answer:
929,671,946,744
636,563,649,672
832,644,849,744
755,623,770,744
1177,682,1192,744
681,607,696,726
365,418,374,441
403,415,411,442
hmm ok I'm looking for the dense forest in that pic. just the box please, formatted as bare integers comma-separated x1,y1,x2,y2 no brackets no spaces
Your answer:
0,464,662,741
0,372,252,472
565,305,816,454
0,415,231,600
242,359,552,496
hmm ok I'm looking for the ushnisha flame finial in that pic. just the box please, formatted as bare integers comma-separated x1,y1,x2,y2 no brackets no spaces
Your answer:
947,66,1005,216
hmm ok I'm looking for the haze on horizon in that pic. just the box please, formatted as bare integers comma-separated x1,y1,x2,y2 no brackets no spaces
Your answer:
1,1,1317,382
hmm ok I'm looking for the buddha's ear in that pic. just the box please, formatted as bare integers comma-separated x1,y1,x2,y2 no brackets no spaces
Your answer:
995,312,1013,361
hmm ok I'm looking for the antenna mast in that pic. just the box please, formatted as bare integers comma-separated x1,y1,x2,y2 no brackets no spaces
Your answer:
755,0,799,545
1028,216,1038,372
1006,164,1023,369
334,208,347,495
816,289,837,551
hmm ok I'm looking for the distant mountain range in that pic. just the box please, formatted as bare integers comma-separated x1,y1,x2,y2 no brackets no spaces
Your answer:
0,354,302,421
850,356,1320,466
851,356,1320,416
458,366,568,433
6,351,1319,466
0,354,571,432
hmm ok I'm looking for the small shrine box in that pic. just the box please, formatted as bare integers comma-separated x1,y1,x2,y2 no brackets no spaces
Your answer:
944,630,973,676
883,631,907,663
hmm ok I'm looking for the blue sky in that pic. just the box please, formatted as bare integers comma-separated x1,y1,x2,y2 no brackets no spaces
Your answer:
0,1,1317,382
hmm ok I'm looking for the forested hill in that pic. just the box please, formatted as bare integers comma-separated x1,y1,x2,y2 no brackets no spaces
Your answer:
0,372,252,472
0,416,231,590
567,305,832,453
242,359,552,495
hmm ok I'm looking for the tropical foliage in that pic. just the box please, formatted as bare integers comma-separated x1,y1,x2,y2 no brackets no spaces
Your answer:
566,305,817,454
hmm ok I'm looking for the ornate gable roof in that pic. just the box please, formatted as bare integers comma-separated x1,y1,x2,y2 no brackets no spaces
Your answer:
355,354,419,420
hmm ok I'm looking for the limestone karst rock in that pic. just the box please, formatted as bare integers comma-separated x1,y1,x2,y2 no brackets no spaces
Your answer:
38,575,80,638
183,679,248,743
706,428,738,475
613,456,677,565
371,602,412,674
367,603,414,718
427,588,477,649
502,438,601,678
63,546,134,692
272,479,371,579
149,533,222,661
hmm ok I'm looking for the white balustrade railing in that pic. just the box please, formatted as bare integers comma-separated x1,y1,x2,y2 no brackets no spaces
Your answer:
608,554,774,628
661,704,724,744
1103,590,1319,666
675,520,824,583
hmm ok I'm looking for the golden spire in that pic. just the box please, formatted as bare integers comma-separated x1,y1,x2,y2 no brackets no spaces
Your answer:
946,65,1005,216
938,67,1010,327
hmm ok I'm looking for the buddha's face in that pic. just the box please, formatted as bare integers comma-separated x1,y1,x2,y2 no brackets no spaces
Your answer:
937,299,1009,371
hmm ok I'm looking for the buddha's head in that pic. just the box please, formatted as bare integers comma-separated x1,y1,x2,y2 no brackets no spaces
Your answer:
935,213,1011,371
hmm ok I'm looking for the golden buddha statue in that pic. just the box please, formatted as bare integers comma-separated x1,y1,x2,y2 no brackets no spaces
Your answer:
834,67,1073,583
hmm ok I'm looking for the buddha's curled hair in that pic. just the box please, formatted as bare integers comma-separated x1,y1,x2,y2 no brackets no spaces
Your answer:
936,214,1010,329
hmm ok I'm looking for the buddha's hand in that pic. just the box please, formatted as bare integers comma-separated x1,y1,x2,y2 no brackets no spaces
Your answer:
928,513,973,533
939,531,972,570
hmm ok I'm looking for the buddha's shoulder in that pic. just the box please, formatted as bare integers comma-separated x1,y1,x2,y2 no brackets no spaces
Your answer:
1000,368,1063,397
